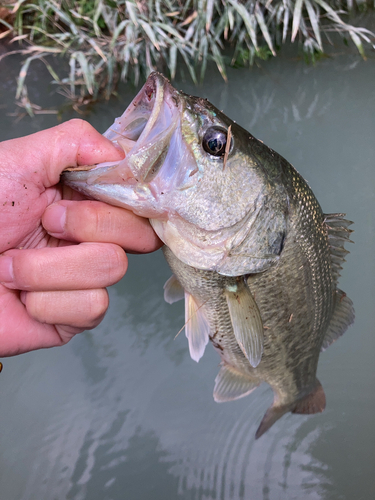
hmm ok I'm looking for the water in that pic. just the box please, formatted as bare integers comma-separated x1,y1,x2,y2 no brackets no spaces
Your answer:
0,45,374,500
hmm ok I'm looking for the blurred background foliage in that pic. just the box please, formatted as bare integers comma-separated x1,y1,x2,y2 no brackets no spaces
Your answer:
0,0,374,112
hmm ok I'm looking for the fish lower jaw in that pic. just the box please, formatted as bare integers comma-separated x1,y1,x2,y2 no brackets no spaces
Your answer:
150,218,232,272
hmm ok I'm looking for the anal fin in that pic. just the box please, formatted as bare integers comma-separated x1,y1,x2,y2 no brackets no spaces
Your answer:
185,293,210,363
225,279,263,368
214,364,259,403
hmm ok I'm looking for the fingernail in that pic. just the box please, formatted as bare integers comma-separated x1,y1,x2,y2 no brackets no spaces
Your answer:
43,203,67,235
0,256,14,283
20,291,27,305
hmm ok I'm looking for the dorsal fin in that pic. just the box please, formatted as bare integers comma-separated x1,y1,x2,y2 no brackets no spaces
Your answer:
213,364,259,403
185,292,210,362
324,213,353,284
321,288,355,351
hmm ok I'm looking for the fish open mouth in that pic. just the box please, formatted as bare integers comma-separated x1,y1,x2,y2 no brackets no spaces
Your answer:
63,73,182,198
89,73,181,185
63,72,205,221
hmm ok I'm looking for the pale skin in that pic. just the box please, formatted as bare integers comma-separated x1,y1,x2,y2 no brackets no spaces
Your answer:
0,119,162,357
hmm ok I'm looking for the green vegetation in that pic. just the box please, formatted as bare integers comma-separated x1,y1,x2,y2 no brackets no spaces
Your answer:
0,0,373,111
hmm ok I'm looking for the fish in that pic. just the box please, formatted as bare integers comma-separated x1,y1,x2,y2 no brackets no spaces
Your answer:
62,72,355,438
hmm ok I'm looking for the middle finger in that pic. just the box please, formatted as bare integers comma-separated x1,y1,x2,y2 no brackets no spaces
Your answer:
0,242,127,291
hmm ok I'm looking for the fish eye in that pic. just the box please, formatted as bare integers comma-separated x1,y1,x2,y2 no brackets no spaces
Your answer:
202,127,231,157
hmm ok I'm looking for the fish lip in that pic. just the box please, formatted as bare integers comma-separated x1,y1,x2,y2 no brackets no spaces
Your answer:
103,72,181,184
131,72,168,145
104,72,167,149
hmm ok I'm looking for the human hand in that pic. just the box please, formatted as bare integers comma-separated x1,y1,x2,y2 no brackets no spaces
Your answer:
0,119,162,357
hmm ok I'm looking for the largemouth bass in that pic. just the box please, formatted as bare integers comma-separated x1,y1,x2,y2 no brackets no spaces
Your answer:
62,73,354,438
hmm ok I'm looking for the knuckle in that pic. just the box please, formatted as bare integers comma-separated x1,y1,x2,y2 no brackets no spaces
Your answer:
66,202,112,242
25,291,48,322
66,201,101,239
84,202,103,237
64,118,90,133
12,251,39,289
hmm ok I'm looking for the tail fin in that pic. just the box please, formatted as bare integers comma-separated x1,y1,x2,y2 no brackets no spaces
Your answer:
292,379,326,415
255,379,326,439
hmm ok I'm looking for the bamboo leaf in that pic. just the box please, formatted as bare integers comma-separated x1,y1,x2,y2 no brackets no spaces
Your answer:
304,0,322,50
349,30,365,59
199,35,208,80
169,44,177,79
178,45,197,83
139,20,160,51
41,57,60,82
45,1,79,36
0,18,13,30
255,4,275,55
227,0,258,49
93,0,104,38
292,0,304,42
125,1,139,27
16,54,42,99
206,0,215,32
228,9,234,31
156,22,184,40
110,20,129,48
282,5,289,43
75,51,94,95
69,54,76,97
11,0,29,15
209,39,227,82
180,10,198,27
88,38,107,61
313,0,347,26
0,29,12,40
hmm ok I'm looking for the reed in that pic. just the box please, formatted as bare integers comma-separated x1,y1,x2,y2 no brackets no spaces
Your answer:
0,0,373,112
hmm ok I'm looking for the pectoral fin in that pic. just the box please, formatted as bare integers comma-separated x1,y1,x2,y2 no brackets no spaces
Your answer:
213,364,260,402
185,293,210,363
225,280,263,367
163,274,185,304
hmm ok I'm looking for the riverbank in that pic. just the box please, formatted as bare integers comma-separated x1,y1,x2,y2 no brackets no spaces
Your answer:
0,1,374,112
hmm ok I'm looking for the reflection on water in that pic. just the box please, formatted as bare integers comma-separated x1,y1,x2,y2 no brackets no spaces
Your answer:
0,45,374,500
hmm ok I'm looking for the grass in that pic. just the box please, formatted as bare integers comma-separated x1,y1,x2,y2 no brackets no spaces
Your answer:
0,0,374,113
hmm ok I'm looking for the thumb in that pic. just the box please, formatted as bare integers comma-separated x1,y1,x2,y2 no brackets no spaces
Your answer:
0,119,124,188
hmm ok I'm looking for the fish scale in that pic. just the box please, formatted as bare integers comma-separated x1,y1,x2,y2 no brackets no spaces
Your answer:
289,168,334,341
